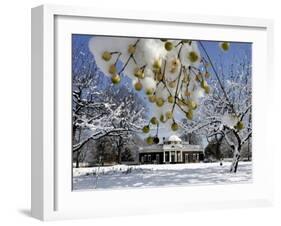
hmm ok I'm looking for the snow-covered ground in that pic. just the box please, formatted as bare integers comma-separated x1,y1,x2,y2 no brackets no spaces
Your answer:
73,161,252,191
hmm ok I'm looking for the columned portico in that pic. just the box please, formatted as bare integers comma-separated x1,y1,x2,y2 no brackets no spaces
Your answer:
139,135,204,164
162,150,183,163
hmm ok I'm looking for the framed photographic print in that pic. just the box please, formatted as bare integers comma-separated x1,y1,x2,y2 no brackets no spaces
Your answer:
31,4,274,221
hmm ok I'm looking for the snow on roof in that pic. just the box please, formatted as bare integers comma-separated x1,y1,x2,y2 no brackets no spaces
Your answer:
168,135,182,142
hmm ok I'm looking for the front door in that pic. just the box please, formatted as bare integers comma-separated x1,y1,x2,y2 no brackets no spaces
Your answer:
171,152,175,163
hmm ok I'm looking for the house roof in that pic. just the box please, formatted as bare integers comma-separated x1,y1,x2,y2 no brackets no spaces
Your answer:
168,135,182,142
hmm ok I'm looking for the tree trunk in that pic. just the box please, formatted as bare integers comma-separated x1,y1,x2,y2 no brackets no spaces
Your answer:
117,147,122,164
116,136,124,164
230,147,240,173
215,134,223,161
228,129,242,173
75,152,80,168
247,139,250,161
74,128,82,168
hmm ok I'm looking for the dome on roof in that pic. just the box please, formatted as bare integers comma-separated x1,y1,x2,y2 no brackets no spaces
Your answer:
168,135,182,142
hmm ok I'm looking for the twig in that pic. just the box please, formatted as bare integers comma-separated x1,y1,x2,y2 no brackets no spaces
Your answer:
198,41,236,115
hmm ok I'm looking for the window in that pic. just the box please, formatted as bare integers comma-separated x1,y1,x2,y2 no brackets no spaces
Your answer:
156,154,160,163
193,153,196,161
177,152,181,162
148,154,151,162
165,152,169,162
185,153,189,162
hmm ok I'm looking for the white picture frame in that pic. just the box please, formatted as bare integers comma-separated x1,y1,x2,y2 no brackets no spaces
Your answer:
31,4,274,221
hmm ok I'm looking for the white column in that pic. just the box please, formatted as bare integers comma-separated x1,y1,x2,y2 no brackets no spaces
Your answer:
169,151,171,163
163,151,165,163
175,151,177,162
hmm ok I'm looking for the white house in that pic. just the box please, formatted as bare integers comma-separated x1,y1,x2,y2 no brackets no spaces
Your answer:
139,135,204,164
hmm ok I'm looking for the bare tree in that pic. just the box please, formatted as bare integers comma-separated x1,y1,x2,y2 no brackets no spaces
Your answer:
72,42,147,167
182,46,252,173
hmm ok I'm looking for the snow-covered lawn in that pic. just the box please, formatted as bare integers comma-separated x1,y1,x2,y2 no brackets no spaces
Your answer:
73,161,252,191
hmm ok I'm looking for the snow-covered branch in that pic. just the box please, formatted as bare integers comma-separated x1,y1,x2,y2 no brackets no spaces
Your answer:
73,128,132,152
